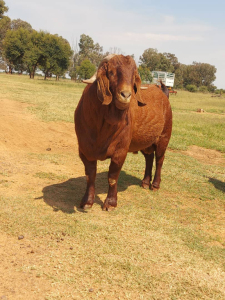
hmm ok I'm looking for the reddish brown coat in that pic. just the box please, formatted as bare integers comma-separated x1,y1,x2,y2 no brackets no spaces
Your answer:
75,55,172,210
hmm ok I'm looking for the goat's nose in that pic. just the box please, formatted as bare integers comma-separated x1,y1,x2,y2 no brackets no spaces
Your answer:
120,90,131,101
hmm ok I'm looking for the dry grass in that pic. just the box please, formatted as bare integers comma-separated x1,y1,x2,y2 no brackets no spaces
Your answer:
0,74,225,299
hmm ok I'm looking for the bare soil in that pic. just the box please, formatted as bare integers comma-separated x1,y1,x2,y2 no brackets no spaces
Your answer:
183,145,225,166
0,98,224,299
0,99,82,299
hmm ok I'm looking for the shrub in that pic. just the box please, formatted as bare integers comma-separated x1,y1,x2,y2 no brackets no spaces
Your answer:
77,59,96,80
199,86,208,93
186,84,197,92
208,85,217,92
214,89,224,95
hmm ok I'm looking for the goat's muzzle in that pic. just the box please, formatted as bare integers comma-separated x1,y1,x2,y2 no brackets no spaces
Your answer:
115,88,132,110
120,90,131,103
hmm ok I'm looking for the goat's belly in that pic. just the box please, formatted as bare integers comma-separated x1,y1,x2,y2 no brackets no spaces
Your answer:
129,119,164,152
129,135,159,152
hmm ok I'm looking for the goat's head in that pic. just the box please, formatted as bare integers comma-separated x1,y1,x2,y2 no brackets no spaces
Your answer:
96,55,145,110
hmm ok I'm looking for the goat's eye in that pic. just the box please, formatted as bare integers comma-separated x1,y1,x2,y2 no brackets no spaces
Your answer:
108,71,114,77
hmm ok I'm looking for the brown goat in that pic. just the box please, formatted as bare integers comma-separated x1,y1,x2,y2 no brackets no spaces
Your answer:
75,55,172,211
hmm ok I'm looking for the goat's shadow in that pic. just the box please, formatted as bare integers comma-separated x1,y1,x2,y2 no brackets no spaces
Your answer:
37,171,141,213
208,177,225,193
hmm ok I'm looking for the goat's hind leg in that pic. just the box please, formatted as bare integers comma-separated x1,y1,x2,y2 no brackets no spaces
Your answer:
141,151,154,189
151,144,167,190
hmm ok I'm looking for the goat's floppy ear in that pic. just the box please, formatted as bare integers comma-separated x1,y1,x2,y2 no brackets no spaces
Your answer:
134,70,146,106
96,64,112,105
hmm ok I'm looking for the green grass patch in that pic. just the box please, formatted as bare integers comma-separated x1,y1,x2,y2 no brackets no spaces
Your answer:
169,91,225,151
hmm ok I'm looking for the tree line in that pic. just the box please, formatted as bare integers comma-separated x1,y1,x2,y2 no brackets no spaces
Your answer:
138,48,217,91
0,0,218,90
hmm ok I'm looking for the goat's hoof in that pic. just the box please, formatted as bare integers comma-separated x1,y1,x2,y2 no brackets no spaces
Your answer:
102,198,117,211
141,181,150,189
80,194,95,209
81,204,93,210
150,184,160,191
80,199,94,210
102,205,116,212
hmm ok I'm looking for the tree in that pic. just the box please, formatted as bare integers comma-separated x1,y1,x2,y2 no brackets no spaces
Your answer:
69,39,79,81
69,66,79,81
0,0,8,19
53,38,72,80
0,0,10,62
90,42,104,67
192,62,216,87
138,65,152,83
78,34,104,68
2,27,30,73
3,28,44,76
139,48,160,71
79,34,94,57
174,65,185,88
11,18,32,31
77,59,96,80
158,53,174,72
139,48,177,73
3,27,72,79
0,0,32,72
24,31,72,79
0,15,10,60
39,33,72,80
163,53,179,71
69,34,105,80
181,62,216,88
23,30,46,78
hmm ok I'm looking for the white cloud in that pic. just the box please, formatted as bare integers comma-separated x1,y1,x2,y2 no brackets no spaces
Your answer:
163,15,175,25
125,32,205,42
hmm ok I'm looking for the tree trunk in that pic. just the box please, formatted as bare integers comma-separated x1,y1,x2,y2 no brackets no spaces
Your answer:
30,72,34,79
9,65,12,74
29,65,36,79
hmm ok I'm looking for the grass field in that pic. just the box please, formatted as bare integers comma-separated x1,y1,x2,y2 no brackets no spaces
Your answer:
0,73,225,300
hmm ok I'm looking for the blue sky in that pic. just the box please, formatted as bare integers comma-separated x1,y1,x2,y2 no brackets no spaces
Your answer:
5,0,225,88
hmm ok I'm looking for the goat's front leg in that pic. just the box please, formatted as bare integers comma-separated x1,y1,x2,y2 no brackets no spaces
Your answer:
79,152,97,209
102,153,127,211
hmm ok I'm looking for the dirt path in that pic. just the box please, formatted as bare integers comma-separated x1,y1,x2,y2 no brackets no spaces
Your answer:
0,99,84,299
0,98,77,153
183,145,225,166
